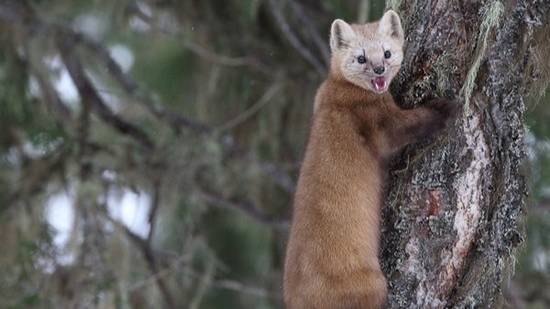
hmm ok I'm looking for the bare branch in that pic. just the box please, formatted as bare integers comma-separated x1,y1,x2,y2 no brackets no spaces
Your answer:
194,169,289,229
267,0,326,76
255,159,296,194
55,28,155,150
70,23,297,195
71,31,213,134
126,1,268,72
26,51,73,121
183,40,254,67
216,83,282,132
357,0,371,23
287,0,330,65
188,257,215,309
6,144,69,210
42,12,295,195
213,279,276,299
147,178,161,244
104,214,177,309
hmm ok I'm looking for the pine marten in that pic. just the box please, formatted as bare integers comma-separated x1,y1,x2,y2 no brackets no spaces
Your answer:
283,10,457,309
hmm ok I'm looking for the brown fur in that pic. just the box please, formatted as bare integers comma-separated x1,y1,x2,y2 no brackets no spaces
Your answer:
283,11,456,309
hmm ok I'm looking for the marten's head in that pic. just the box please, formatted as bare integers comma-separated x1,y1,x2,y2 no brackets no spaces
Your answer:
329,10,404,94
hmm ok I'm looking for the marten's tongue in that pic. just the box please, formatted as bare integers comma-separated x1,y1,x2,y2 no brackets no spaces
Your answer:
372,77,387,92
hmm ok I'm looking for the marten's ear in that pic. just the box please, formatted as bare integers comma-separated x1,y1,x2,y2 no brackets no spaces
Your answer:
330,19,356,52
378,10,404,44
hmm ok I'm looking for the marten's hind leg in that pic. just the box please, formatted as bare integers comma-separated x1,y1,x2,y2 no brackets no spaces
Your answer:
318,269,387,309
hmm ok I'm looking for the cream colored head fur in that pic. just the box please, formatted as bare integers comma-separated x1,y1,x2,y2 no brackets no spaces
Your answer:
329,10,405,94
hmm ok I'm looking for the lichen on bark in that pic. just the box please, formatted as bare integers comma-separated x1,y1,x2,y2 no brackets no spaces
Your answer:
381,0,550,308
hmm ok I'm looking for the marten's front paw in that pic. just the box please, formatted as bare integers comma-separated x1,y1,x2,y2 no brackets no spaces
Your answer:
425,98,460,128
425,98,460,121
416,99,460,137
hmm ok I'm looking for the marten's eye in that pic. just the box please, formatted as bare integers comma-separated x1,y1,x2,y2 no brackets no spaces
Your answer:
357,55,367,64
384,50,391,59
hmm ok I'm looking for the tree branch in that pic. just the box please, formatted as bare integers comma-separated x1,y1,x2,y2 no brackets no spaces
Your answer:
287,0,330,65
267,0,326,76
194,167,289,229
104,214,177,308
147,177,161,244
55,28,155,151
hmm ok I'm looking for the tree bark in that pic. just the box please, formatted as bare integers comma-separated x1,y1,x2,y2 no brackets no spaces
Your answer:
381,0,549,308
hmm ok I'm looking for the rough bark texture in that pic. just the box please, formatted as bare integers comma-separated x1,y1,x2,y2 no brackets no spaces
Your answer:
381,1,550,308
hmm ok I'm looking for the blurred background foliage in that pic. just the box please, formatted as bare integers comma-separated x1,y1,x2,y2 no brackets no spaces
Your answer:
0,0,547,308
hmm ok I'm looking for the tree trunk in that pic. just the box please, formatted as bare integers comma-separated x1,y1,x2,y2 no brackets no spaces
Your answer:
381,1,549,308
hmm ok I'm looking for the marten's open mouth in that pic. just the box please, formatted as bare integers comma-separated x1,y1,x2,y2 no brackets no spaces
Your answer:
371,76,387,93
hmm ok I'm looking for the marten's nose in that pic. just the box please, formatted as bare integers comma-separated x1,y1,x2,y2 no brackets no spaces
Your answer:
374,66,385,75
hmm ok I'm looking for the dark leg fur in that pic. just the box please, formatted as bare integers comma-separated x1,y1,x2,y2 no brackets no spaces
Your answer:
414,98,459,139
423,98,460,126
387,98,459,152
